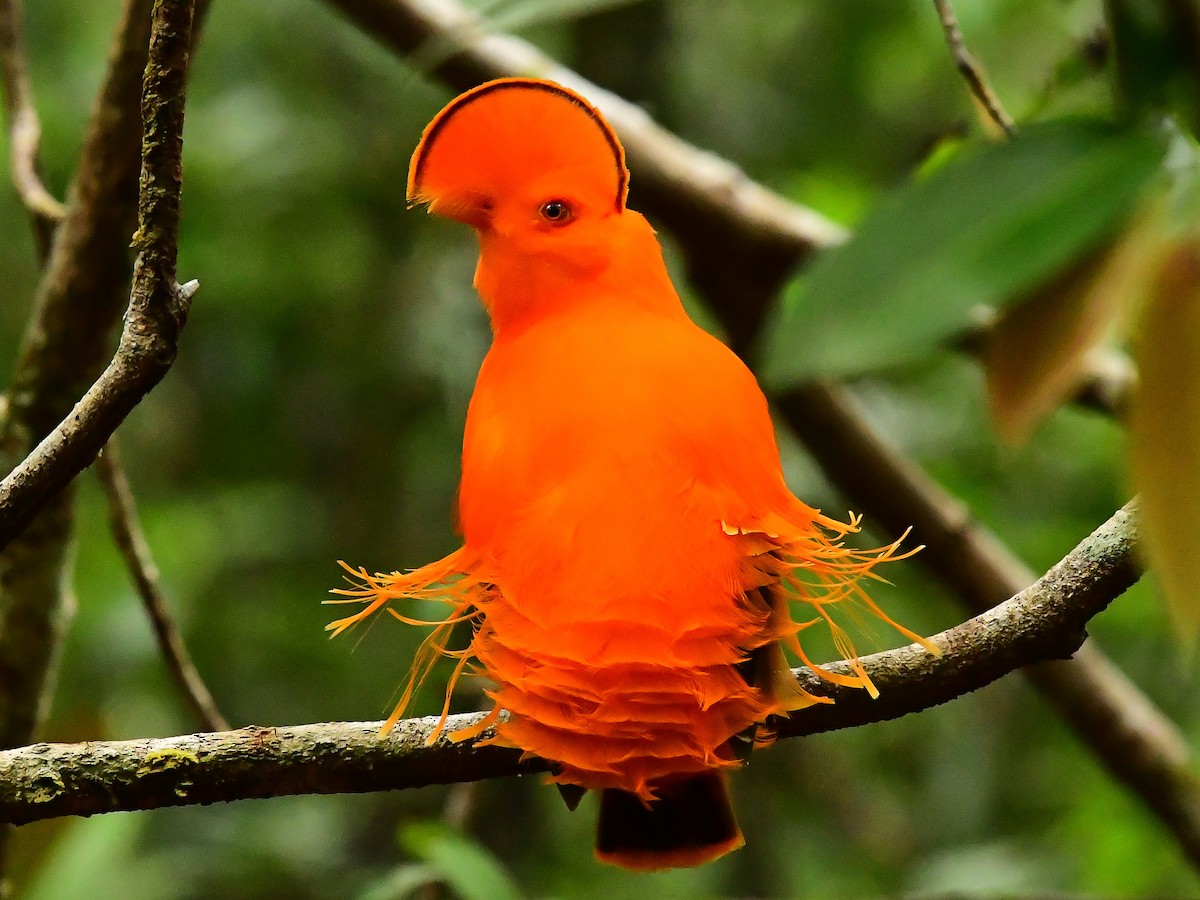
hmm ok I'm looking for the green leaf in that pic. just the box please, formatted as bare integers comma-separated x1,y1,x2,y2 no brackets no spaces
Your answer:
399,821,524,900
759,120,1167,387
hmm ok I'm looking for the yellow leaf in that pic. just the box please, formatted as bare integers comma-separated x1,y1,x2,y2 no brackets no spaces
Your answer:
1129,242,1200,641
985,216,1161,445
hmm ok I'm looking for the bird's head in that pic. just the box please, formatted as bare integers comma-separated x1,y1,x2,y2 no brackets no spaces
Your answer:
408,78,650,327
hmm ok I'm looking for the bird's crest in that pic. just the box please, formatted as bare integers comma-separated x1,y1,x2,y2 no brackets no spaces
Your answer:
407,78,629,217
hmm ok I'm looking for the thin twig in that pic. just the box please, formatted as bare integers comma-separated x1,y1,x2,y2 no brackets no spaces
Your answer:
0,0,159,748
316,0,1200,871
0,0,65,258
95,441,229,733
3,0,158,453
0,0,198,554
0,503,1141,824
932,0,1016,137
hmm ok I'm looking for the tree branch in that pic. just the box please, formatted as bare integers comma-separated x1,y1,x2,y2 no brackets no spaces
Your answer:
95,441,229,733
0,3,163,889
316,0,1200,870
0,0,156,763
0,503,1139,825
3,0,155,452
0,0,65,258
0,0,198,554
932,0,1016,137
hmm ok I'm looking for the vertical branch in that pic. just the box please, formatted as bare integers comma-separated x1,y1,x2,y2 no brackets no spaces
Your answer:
0,0,196,889
96,442,229,733
5,0,219,734
0,5,153,892
130,0,193,294
0,0,198,549
0,0,65,258
4,0,154,456
932,0,1016,136
0,0,154,755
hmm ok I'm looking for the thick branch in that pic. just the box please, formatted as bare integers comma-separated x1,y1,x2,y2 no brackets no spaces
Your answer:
96,442,229,733
0,0,197,553
0,504,1140,825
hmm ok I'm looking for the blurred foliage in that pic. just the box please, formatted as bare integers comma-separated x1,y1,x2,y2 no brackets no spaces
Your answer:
1,0,1198,897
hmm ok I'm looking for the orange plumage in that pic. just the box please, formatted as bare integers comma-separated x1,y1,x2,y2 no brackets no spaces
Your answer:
329,78,936,872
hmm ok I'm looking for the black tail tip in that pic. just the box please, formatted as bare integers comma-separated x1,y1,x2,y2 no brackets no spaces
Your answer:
594,772,744,872
557,783,587,811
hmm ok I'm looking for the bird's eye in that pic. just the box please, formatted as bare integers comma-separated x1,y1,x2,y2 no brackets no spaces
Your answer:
538,200,573,225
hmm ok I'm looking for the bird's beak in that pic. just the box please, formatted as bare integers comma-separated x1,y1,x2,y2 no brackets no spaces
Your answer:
419,194,495,231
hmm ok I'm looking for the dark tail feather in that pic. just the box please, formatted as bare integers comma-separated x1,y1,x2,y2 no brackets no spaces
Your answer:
594,772,744,872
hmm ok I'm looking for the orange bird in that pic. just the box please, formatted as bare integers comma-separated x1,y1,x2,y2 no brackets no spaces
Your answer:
329,78,936,872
